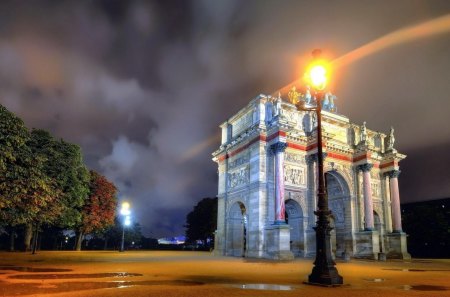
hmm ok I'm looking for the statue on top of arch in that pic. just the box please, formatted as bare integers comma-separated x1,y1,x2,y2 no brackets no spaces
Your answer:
287,86,337,113
322,92,337,113
386,126,395,151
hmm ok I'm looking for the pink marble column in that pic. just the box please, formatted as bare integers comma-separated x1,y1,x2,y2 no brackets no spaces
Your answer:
388,170,402,232
306,154,317,225
271,142,288,223
358,163,374,230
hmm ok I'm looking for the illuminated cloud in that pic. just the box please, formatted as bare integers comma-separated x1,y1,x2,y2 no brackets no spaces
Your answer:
0,1,449,236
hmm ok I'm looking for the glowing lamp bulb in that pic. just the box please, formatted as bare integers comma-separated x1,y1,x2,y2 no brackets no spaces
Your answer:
120,201,131,216
124,215,131,226
309,65,327,90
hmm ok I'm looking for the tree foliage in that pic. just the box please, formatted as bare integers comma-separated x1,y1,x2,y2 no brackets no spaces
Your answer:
0,105,58,227
80,171,117,234
30,129,90,228
1,104,123,252
185,197,217,245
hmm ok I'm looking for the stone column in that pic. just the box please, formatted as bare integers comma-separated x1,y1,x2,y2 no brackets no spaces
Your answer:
387,170,402,232
306,154,317,226
271,142,288,223
358,163,374,231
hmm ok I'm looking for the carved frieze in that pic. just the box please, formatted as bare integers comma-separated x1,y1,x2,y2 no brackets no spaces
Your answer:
281,109,299,123
285,152,304,164
228,165,250,189
228,155,249,170
371,182,380,197
284,165,306,186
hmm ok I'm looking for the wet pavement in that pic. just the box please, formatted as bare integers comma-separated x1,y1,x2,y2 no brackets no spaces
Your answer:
0,251,449,296
0,266,72,273
9,272,143,279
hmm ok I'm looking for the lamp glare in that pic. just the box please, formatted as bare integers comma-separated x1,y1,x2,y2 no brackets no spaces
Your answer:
309,65,327,89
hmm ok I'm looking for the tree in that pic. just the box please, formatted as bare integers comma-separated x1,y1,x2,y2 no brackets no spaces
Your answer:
185,197,217,247
75,170,117,251
29,129,90,229
0,105,59,251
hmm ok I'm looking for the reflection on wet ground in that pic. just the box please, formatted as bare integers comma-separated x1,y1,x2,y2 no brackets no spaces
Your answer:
227,284,294,290
402,285,449,291
383,268,450,272
184,276,296,291
0,266,72,273
183,275,239,284
363,278,385,282
9,272,143,279
0,280,204,295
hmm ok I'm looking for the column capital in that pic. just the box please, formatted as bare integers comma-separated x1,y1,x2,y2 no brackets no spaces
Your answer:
306,154,316,165
386,169,401,178
357,163,373,172
305,153,327,164
270,142,288,155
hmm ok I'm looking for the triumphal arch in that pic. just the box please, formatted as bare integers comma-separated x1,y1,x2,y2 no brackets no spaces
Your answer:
212,89,410,260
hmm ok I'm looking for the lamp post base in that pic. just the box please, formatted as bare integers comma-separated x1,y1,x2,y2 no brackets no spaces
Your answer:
307,265,343,286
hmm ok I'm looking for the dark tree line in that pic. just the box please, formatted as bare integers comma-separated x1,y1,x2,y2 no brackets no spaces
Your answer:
0,104,118,252
184,197,217,249
402,198,449,258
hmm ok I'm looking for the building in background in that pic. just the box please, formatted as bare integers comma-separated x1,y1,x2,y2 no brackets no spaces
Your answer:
212,90,410,260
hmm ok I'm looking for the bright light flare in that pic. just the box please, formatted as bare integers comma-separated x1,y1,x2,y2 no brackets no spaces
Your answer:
306,62,329,90
124,215,131,226
120,201,131,216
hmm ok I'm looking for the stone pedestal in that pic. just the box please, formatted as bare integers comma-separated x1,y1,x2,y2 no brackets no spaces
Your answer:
264,224,294,260
386,232,411,260
354,230,380,260
213,230,224,256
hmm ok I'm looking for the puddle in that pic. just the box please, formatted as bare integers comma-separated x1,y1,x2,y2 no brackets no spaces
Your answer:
383,268,450,272
0,266,72,272
363,278,385,282
227,284,294,291
0,280,203,295
183,275,239,284
402,285,449,291
9,272,143,279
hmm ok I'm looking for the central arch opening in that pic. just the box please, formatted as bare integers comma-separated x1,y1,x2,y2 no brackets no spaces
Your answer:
285,199,304,257
325,171,350,258
227,202,247,257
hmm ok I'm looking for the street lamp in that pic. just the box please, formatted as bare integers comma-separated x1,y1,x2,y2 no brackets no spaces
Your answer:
296,49,343,286
119,201,131,252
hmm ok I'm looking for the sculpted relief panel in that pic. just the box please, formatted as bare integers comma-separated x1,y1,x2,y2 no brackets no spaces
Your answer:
284,165,306,186
228,165,250,189
371,182,380,198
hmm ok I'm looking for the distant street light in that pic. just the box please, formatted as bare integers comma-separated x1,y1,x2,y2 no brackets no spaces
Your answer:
296,49,343,286
119,201,131,252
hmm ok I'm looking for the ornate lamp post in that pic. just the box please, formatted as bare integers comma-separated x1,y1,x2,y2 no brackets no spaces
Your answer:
296,49,343,286
119,201,131,252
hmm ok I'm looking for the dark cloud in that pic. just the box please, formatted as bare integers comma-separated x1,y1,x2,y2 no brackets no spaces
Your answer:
0,0,449,237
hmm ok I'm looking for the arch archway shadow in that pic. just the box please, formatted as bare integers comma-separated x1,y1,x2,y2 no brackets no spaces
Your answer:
226,202,247,257
285,199,304,257
325,170,351,259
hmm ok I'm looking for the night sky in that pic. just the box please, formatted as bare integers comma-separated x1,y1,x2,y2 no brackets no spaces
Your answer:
0,1,449,237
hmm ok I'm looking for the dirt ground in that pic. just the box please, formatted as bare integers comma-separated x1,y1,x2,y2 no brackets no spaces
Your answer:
0,251,449,297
